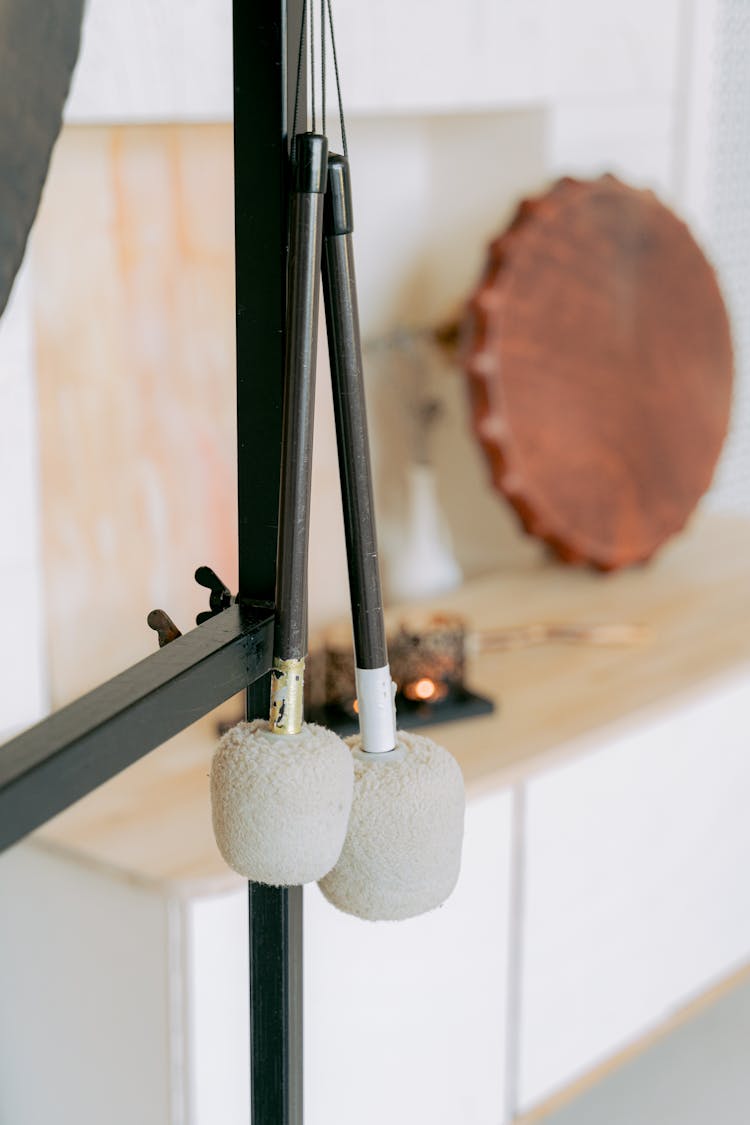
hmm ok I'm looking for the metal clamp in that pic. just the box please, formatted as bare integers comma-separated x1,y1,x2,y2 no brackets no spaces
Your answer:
194,566,234,624
147,567,236,648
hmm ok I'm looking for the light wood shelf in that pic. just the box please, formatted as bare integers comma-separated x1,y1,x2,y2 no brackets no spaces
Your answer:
35,512,750,891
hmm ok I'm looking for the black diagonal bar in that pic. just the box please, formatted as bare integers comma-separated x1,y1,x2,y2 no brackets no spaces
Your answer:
0,604,274,853
234,1,304,1123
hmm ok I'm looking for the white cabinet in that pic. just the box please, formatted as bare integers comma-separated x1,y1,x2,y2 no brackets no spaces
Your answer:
0,846,174,1125
3,521,749,1123
305,789,513,1125
187,788,516,1125
517,672,750,1113
0,789,515,1125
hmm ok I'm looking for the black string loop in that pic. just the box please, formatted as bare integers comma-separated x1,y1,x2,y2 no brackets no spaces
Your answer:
321,0,326,137
326,0,348,156
309,0,316,133
291,0,308,157
292,0,348,158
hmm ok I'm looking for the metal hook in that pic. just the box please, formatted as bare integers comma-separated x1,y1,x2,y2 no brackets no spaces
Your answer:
147,568,235,649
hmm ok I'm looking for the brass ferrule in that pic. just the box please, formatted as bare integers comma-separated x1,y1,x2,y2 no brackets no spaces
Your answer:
269,656,305,735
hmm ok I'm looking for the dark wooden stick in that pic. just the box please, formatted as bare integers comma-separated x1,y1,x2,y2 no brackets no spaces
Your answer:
274,133,328,661
322,154,388,671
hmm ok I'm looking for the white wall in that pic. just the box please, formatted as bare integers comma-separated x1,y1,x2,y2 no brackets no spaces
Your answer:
686,0,750,514
65,0,233,124
33,0,734,624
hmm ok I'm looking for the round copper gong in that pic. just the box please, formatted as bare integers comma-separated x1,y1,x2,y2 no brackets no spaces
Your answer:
461,175,733,570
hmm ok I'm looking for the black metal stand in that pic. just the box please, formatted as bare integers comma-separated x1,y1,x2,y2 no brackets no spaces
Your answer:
0,4,303,1122
234,3,304,1122
0,604,274,852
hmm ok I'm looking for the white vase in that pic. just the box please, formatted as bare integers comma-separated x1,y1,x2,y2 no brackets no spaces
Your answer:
388,462,463,602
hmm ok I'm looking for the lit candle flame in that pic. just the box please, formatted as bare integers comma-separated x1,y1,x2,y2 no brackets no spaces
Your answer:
353,677,448,713
403,677,448,703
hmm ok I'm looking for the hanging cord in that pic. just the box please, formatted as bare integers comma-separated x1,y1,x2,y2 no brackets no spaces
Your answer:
325,0,348,156
309,0,316,133
293,0,348,156
291,0,308,157
321,0,326,137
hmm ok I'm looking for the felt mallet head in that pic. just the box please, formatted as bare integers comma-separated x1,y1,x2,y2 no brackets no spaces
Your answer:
318,730,465,920
321,152,466,920
211,717,354,885
211,134,354,887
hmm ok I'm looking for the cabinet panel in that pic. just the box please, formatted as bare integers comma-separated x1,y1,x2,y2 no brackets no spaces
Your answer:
183,790,513,1124
0,845,173,1125
186,891,250,1124
519,672,750,1111
304,788,514,1125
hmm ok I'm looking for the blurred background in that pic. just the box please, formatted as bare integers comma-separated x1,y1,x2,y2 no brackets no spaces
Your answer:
0,1,749,1123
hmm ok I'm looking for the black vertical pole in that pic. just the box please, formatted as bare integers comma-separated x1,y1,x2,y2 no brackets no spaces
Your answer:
233,2,305,1123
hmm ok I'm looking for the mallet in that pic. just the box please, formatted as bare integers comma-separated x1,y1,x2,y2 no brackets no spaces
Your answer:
211,135,354,887
318,154,465,921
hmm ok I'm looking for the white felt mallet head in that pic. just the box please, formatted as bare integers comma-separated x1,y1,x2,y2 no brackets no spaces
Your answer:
318,728,465,920
211,135,354,887
211,715,354,886
319,153,465,920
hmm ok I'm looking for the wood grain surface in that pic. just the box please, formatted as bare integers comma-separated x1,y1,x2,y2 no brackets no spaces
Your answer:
34,512,750,889
461,175,733,570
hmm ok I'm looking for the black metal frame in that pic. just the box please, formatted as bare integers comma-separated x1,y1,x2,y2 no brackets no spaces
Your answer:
0,3,301,1122
0,603,274,852
235,3,305,1123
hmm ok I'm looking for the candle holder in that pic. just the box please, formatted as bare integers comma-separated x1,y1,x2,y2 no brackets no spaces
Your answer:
305,614,494,736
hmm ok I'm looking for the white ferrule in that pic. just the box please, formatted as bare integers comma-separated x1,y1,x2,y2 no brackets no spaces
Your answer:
355,665,397,754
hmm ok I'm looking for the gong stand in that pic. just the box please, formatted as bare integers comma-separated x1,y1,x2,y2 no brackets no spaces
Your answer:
0,3,303,1122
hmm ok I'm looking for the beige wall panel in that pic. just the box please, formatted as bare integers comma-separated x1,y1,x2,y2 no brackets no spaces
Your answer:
31,123,353,708
32,125,238,704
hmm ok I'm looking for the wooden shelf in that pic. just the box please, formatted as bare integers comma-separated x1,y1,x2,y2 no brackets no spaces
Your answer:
35,512,750,891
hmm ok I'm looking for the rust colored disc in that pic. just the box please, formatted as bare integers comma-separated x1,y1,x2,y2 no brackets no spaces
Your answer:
461,175,733,570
